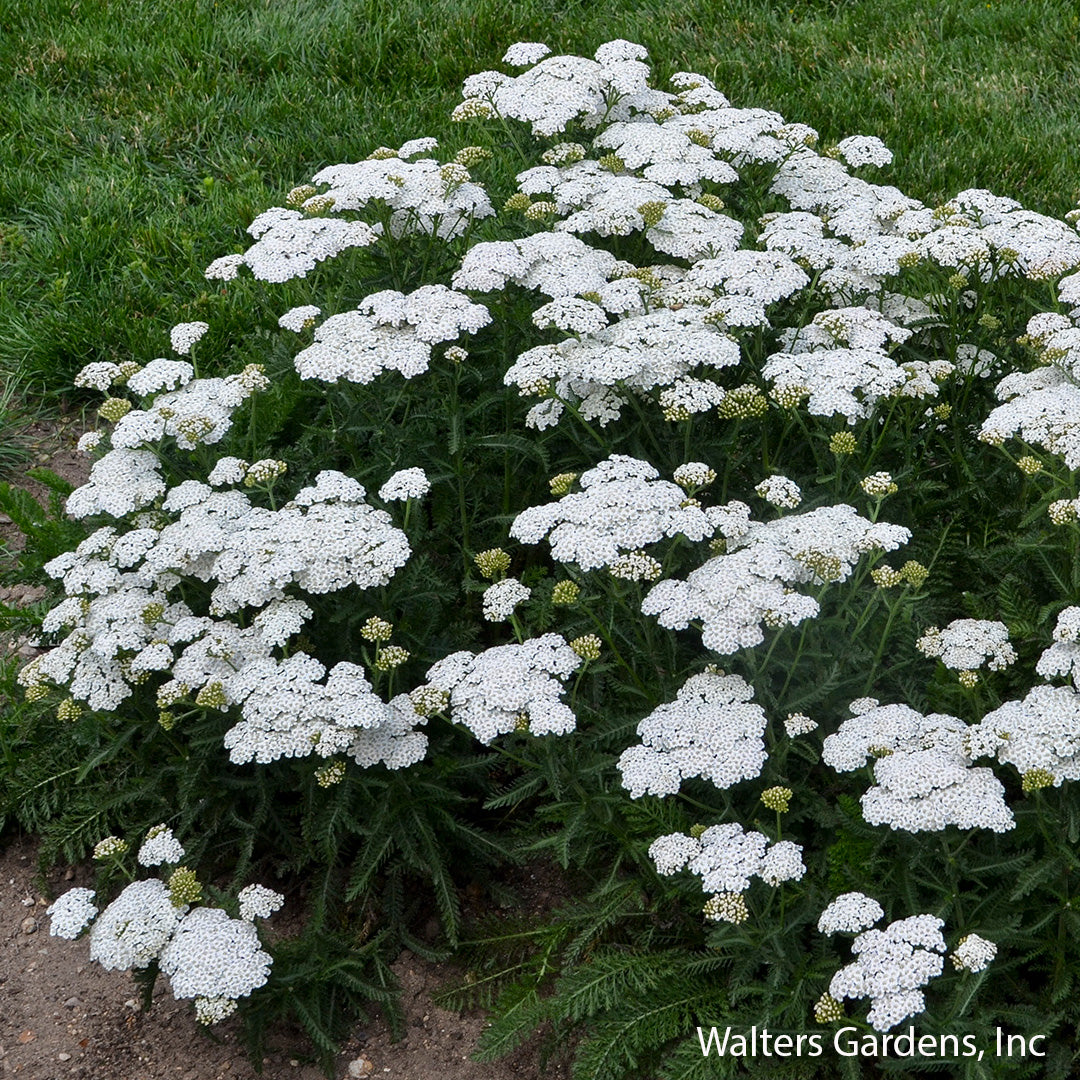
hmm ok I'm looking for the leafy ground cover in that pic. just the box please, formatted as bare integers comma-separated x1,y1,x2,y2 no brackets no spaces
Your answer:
6,7,1080,1080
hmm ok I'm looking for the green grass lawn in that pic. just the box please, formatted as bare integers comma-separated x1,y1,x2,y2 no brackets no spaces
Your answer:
2,0,1079,395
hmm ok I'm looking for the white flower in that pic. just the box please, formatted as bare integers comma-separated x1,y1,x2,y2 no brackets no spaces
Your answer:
970,684,1080,785
785,712,818,736
127,359,195,397
649,823,804,895
170,321,209,355
159,906,271,1001
194,996,238,1025
836,135,893,168
763,347,912,424
204,253,244,280
454,232,618,298
138,825,185,867
378,468,431,501
278,305,321,332
818,893,885,935
688,250,810,305
618,670,767,797
643,504,909,654
755,475,802,509
823,700,1014,834
76,361,124,392
673,462,716,489
829,915,946,1032
951,934,997,973
66,449,166,520
47,888,98,939
237,884,285,922
482,578,531,622
89,879,183,971
310,152,493,240
222,654,424,765
502,42,551,66
506,305,739,427
421,634,581,744
207,457,249,486
294,286,489,386
915,619,1016,673
510,455,716,571
210,208,378,283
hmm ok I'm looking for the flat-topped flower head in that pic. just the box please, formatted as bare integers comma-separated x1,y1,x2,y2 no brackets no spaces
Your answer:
237,884,285,922
510,455,716,571
378,467,431,502
951,934,996,973
829,915,946,1032
159,906,272,1002
138,824,185,867
835,135,893,168
482,577,531,622
89,879,183,971
170,321,209,356
47,888,98,939
916,619,1016,674
643,504,909,653
295,286,490,386
618,670,768,798
755,474,802,509
818,892,884,935
649,822,804,895
421,634,581,744
969,684,1080,786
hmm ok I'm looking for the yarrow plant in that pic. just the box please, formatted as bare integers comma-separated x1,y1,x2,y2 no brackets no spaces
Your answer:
11,36,1080,1078
46,827,280,1029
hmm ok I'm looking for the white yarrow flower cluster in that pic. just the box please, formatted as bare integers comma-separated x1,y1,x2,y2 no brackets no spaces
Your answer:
454,232,618,298
915,619,1017,676
206,207,378,283
969,684,1080,786
649,823,805,894
309,147,494,240
506,305,739,428
951,934,997,973
673,462,716,489
823,700,1014,834
755,474,802,509
138,825,185,867
829,915,946,1032
159,906,272,1002
378,467,431,501
294,286,490,385
170,321,209,355
1036,606,1080,688
237,885,285,922
456,44,663,138
643,504,909,653
510,455,716,571
420,634,581,743
89,879,184,971
278,305,321,332
47,888,99,940
223,656,428,768
482,577,531,622
618,670,768,797
817,892,885,935
835,136,894,168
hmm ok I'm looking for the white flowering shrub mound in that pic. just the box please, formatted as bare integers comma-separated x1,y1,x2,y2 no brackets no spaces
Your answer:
9,37,1080,1076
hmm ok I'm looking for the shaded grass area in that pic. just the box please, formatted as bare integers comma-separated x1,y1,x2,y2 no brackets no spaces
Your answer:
2,0,1079,391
